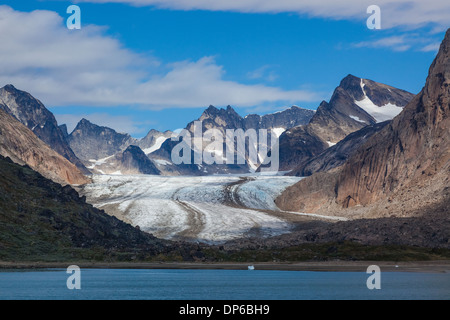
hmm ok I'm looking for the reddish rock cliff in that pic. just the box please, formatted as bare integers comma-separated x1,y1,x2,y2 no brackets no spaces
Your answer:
276,29,450,217
0,109,90,186
336,29,450,208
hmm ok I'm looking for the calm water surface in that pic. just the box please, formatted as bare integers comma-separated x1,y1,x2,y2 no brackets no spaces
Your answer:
0,269,448,300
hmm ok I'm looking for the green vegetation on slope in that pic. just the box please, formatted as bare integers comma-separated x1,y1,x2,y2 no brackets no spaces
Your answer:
205,242,450,263
0,155,197,262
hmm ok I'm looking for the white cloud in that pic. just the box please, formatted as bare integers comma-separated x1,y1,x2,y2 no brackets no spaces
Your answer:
420,43,441,52
135,57,312,107
247,65,279,82
73,0,450,30
353,36,411,52
0,6,319,109
352,34,444,53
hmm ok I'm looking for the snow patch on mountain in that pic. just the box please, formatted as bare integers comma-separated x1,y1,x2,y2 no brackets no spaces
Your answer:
86,155,114,169
349,115,367,123
327,141,336,147
271,127,286,138
143,136,169,155
355,79,403,122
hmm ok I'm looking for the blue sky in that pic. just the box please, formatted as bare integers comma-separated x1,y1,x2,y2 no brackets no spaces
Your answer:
0,0,447,137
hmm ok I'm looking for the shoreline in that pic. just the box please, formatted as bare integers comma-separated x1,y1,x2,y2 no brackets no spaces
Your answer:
1,260,449,273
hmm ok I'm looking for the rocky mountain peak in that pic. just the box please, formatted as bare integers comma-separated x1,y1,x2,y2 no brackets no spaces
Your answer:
202,105,220,117
335,28,450,209
78,118,91,126
193,105,244,135
0,85,89,174
72,118,128,138
74,118,102,132
124,145,142,153
72,118,95,133
276,30,450,218
277,74,415,171
0,84,53,124
59,124,69,139
2,84,17,91
68,118,134,161
335,74,414,109
116,145,160,175
338,74,365,101
423,29,450,106
225,105,240,115
200,105,241,120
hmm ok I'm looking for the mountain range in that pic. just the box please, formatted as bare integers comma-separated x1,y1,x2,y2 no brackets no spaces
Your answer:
150,104,316,175
0,73,415,179
276,28,450,221
276,74,415,171
0,28,448,262
0,85,90,175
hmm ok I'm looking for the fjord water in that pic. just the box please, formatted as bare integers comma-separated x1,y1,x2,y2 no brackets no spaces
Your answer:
0,269,448,300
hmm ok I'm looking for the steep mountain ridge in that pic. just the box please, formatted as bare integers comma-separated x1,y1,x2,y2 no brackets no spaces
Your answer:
0,109,89,185
68,119,169,175
289,120,390,177
68,118,136,161
153,104,315,175
68,117,172,154
243,106,315,131
277,75,414,171
118,145,160,175
185,105,314,135
0,85,89,175
276,29,450,219
336,29,450,209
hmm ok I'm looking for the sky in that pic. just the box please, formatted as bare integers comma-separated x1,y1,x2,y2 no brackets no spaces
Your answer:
0,0,448,137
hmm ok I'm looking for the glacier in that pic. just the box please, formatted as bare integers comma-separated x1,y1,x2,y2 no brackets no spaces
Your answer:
80,174,308,243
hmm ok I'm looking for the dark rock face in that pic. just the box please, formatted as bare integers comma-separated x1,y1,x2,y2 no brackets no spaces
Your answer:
153,105,315,175
185,105,314,135
277,75,415,171
277,126,329,171
307,92,372,144
276,171,340,213
243,106,315,131
68,118,136,161
59,124,69,139
336,29,450,208
276,29,450,218
0,85,89,175
186,105,244,135
115,145,160,175
290,121,390,176
67,118,172,163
